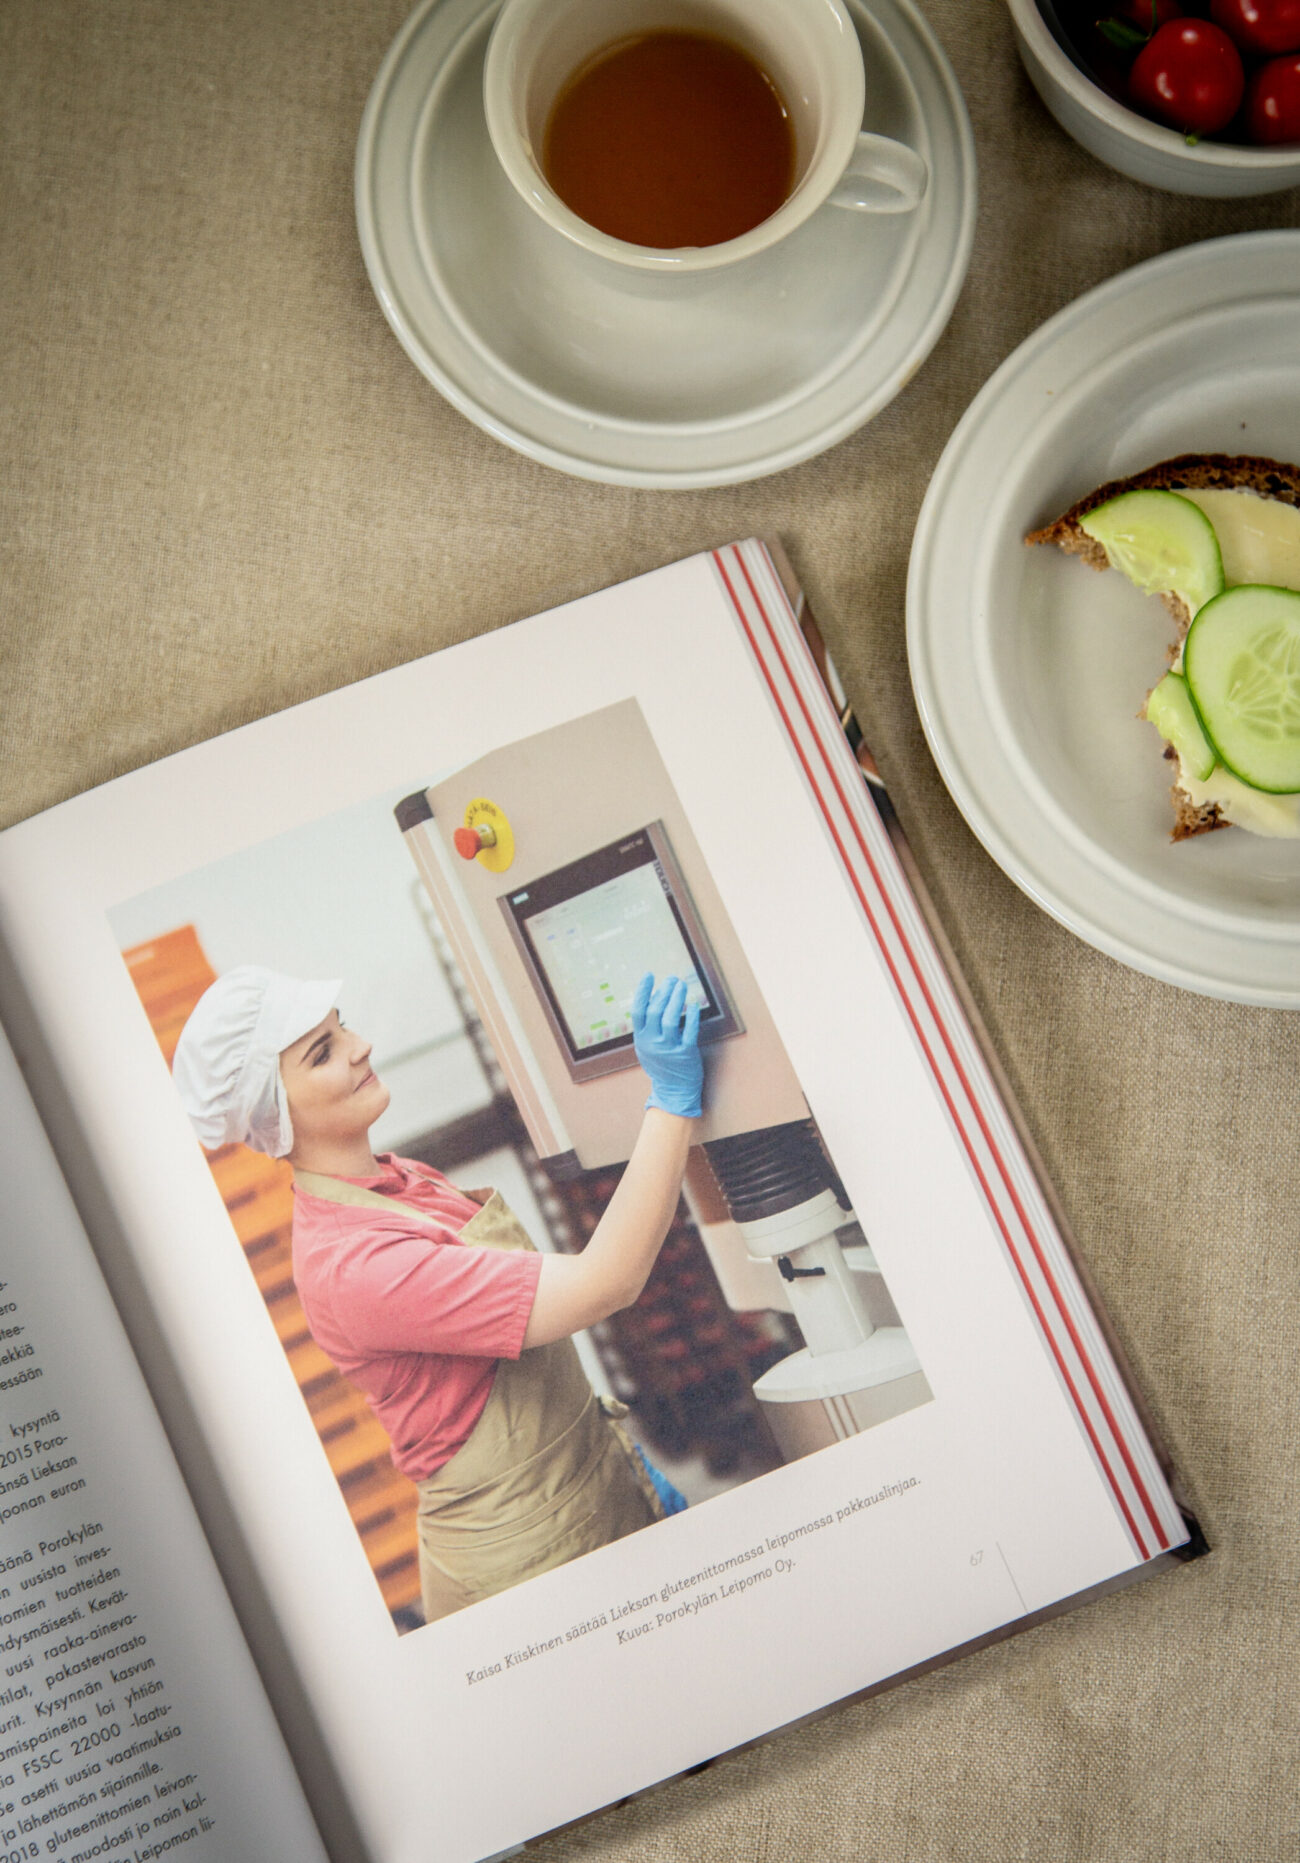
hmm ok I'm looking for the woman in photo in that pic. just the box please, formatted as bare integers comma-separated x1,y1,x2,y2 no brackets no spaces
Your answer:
172,966,703,1622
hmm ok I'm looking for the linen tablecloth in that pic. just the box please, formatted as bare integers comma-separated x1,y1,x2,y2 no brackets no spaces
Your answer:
3,2,1297,1856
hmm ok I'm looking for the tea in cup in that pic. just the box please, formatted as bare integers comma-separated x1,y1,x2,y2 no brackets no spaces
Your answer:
483,0,928,274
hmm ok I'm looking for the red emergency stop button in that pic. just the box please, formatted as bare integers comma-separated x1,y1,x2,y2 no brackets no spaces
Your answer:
453,823,498,860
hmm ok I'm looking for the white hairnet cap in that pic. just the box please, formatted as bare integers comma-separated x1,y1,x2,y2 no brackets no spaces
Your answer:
172,966,341,1157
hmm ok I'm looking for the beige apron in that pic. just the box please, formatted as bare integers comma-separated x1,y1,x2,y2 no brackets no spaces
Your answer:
293,1172,662,1623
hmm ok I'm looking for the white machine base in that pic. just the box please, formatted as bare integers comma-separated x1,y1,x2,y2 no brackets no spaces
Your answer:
753,1329,931,1464
753,1327,921,1404
761,1369,933,1462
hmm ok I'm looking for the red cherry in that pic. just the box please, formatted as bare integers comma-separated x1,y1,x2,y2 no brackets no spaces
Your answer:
1246,52,1300,140
1109,0,1183,29
1129,19,1246,134
1210,0,1300,57
1113,0,1183,30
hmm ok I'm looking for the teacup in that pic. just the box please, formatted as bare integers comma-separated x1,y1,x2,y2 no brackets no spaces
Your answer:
482,0,929,274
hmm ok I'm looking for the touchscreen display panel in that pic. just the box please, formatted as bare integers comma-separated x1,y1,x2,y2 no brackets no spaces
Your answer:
525,865,707,1054
501,825,736,1077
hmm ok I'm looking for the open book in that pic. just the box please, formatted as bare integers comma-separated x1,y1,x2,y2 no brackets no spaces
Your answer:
0,542,1203,1863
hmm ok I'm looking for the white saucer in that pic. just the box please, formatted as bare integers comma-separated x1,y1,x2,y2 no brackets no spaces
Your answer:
355,0,974,488
907,231,1300,1010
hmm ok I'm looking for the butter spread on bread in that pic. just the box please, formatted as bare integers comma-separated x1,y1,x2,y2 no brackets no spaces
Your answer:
1027,455,1300,840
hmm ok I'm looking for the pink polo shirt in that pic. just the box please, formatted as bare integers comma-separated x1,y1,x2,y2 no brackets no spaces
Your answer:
290,1154,543,1481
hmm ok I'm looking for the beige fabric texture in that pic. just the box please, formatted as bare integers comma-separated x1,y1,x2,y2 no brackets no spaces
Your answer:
2,1,1298,1858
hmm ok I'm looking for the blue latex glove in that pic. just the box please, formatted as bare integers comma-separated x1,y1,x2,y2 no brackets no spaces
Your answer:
635,1445,688,1516
631,973,703,1118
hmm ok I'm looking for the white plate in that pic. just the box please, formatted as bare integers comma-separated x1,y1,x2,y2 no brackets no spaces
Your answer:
355,0,975,488
907,231,1300,1009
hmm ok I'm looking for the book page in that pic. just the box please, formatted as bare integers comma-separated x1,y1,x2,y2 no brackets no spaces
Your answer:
0,543,1190,1863
0,1027,332,1863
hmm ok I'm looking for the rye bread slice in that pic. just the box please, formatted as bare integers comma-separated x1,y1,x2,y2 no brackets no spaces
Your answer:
1026,454,1300,840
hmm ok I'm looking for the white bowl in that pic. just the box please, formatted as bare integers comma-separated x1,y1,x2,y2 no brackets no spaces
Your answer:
1005,0,1300,197
907,231,1300,1006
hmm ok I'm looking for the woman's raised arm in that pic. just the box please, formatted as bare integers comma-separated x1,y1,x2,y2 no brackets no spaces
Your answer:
521,976,703,1348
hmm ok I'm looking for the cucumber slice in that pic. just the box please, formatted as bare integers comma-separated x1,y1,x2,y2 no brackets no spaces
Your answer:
1145,672,1216,783
1183,585,1300,794
1079,489,1225,617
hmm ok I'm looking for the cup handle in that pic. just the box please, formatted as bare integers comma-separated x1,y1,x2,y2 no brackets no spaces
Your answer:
827,132,928,215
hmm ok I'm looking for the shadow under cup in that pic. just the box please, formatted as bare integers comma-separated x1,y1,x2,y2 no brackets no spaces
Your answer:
484,0,870,269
